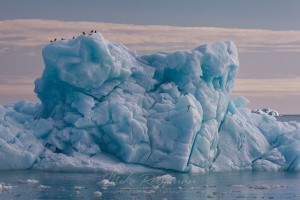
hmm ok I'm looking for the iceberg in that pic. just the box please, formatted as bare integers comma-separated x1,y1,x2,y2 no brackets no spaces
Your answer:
252,108,280,117
0,32,299,173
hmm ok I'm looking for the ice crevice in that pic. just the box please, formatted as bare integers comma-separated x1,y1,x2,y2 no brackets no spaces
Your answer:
0,33,299,173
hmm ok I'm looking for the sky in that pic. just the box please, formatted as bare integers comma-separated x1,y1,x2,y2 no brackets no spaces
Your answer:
0,0,300,114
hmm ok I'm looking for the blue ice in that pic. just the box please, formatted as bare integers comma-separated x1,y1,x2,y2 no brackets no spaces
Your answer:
0,33,299,173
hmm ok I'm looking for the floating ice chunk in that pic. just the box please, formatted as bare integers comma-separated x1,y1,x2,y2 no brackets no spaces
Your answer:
93,191,103,197
249,185,285,189
0,183,13,192
190,186,203,189
252,108,280,117
143,186,159,190
4,185,12,191
38,185,51,189
154,174,176,185
231,185,244,188
140,190,156,194
18,179,39,184
176,186,183,190
74,190,80,195
97,179,116,188
73,186,87,190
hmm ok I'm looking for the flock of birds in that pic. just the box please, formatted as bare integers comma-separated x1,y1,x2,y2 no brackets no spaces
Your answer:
50,30,97,43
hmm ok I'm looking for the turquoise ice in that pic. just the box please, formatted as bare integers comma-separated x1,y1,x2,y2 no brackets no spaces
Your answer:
0,33,299,172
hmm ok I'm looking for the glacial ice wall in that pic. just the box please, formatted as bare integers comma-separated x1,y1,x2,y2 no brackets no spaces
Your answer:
0,33,299,172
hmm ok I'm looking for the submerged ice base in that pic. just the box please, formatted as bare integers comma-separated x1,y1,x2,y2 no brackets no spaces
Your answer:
0,33,299,173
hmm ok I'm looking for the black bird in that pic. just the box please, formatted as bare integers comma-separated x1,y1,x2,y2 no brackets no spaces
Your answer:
72,37,75,39
83,32,85,35
54,38,57,41
61,38,65,40
187,105,191,112
50,40,53,43
90,30,94,33
94,30,97,33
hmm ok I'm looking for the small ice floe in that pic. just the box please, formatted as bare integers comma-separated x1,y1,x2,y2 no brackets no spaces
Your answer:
202,185,216,188
154,174,176,185
18,179,39,184
0,183,13,192
190,186,202,189
73,186,87,190
251,108,280,117
120,187,131,190
93,191,103,197
231,185,244,188
249,185,285,189
140,190,156,194
97,179,116,189
38,185,51,189
213,192,226,195
74,190,80,195
143,186,159,190
176,186,182,191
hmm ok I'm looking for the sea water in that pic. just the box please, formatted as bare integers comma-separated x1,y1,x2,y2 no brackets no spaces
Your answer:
276,115,300,123
0,170,300,200
0,115,299,200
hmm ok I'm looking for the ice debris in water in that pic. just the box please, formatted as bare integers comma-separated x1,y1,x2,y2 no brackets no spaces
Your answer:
252,108,280,117
0,183,13,192
97,179,116,188
18,179,39,184
93,191,103,197
0,32,299,173
38,185,51,189
248,185,285,190
73,186,87,190
154,174,176,185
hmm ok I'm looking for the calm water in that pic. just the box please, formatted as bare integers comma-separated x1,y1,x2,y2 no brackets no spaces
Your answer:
0,115,299,200
0,170,300,199
276,115,300,123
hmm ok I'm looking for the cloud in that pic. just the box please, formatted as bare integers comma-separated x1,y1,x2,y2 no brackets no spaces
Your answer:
232,77,300,97
0,75,36,95
1,19,300,54
0,84,34,95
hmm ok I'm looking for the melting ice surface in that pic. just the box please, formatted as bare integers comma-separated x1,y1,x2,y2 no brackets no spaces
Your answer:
0,33,299,173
